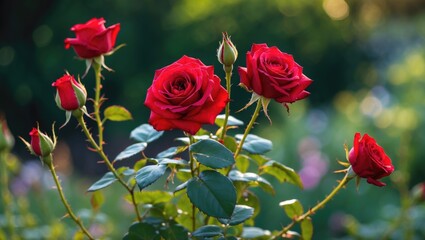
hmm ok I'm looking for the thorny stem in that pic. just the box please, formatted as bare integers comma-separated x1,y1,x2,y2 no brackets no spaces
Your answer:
0,151,18,239
76,115,142,222
275,172,350,238
92,61,104,150
233,99,262,159
189,135,197,232
219,68,233,141
47,159,94,240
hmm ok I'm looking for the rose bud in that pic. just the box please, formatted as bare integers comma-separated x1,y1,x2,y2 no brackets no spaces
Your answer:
238,43,312,110
144,56,229,135
348,133,394,187
0,117,14,151
64,18,120,59
21,127,56,165
217,32,238,69
52,74,87,111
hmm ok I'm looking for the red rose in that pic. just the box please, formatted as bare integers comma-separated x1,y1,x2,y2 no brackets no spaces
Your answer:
144,56,229,135
52,74,87,111
64,18,120,59
238,43,312,104
348,133,394,187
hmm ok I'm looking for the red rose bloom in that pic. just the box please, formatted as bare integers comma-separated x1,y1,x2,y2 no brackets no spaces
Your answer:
348,133,394,187
238,43,312,105
52,74,87,111
64,18,120,59
144,56,229,135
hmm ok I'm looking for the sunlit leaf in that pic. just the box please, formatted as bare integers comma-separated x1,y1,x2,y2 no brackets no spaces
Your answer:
131,124,163,143
279,199,304,219
190,139,235,169
90,191,105,211
187,170,236,218
114,142,147,162
104,105,132,121
241,227,271,239
229,170,275,195
135,164,167,190
260,160,303,189
235,134,272,154
87,172,116,192
215,114,244,127
301,218,313,240
235,155,250,173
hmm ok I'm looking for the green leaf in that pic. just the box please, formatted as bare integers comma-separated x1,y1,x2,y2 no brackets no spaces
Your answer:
131,124,163,143
279,199,304,219
189,139,235,169
90,191,105,210
215,114,244,127
223,136,238,152
235,134,272,154
135,164,167,190
218,205,254,226
187,170,236,218
123,222,160,240
158,158,187,166
228,170,275,195
104,105,132,121
235,155,250,173
260,160,303,189
156,146,180,158
159,223,189,240
134,190,173,205
192,225,223,238
238,191,260,220
115,142,147,162
241,227,271,239
87,172,117,192
174,180,189,193
301,218,313,240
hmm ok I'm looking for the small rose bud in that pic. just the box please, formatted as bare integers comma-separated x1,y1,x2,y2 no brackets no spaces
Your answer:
217,32,238,69
29,128,55,157
0,117,14,151
52,74,87,111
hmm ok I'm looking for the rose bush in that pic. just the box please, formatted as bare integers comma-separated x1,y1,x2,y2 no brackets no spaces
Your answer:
144,55,229,134
238,43,313,106
64,17,120,59
348,132,394,186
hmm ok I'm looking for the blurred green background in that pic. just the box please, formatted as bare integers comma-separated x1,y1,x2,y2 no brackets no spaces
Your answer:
1,0,425,239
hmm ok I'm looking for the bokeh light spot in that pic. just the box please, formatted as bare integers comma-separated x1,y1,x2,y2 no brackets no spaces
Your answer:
323,0,349,21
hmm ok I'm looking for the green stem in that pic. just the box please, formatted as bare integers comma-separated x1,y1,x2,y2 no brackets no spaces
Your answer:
92,61,104,150
233,99,262,159
47,159,94,240
220,68,233,141
76,116,142,222
0,151,18,239
276,172,350,237
189,135,196,231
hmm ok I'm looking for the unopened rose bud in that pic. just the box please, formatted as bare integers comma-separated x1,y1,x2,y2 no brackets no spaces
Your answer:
52,74,87,111
0,117,14,151
29,128,55,158
217,32,238,70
